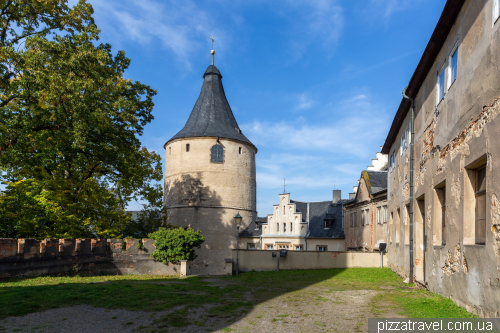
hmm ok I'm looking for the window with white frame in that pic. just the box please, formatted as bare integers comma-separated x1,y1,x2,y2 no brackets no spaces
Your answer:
361,210,365,226
317,246,327,252
377,207,381,224
295,245,303,251
266,244,273,250
383,206,388,223
448,42,458,88
247,243,255,250
437,64,446,104
494,0,500,24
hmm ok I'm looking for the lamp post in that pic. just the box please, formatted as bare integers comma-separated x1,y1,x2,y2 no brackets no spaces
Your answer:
234,213,242,275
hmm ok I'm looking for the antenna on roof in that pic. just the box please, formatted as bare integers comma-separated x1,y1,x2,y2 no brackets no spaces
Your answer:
210,37,215,65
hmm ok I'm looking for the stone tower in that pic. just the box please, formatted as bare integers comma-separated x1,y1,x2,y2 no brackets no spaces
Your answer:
164,64,257,275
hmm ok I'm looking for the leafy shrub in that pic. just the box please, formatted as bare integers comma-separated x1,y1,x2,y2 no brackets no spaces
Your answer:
148,227,205,264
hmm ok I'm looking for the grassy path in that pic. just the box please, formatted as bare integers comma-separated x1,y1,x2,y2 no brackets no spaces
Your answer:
0,268,475,332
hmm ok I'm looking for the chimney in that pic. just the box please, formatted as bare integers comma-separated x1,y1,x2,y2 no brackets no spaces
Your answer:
332,190,341,203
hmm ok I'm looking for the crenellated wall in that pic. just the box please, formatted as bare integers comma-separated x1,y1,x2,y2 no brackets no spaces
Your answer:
0,238,180,278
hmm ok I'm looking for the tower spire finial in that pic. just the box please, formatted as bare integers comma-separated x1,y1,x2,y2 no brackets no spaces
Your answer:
284,178,286,193
210,37,215,65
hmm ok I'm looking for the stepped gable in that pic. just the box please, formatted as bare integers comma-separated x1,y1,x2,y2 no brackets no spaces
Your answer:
165,64,256,150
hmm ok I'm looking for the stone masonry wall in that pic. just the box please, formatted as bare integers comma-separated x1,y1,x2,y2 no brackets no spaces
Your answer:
0,238,180,278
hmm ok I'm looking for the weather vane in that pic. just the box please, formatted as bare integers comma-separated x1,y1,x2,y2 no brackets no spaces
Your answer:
210,36,215,65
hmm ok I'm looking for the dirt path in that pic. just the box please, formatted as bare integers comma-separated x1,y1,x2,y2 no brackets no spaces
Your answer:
0,285,405,333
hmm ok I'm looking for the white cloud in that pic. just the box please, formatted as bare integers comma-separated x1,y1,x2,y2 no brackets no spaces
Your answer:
89,0,230,68
244,91,391,214
296,93,315,110
369,0,423,19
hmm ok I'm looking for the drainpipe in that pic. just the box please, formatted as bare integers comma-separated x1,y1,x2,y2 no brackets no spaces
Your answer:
402,86,414,284
305,231,310,251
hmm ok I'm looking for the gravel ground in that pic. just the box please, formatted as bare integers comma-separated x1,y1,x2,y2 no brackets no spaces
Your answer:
0,286,405,333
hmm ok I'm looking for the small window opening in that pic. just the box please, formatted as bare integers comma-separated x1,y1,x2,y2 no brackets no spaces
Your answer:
290,222,293,233
239,147,242,154
283,223,286,233
186,144,190,152
475,166,486,244
169,147,171,155
324,219,331,229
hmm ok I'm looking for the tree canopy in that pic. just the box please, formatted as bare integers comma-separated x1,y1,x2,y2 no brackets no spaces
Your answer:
0,0,162,239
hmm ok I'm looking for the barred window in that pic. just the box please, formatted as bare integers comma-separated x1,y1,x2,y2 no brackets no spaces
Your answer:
211,144,224,163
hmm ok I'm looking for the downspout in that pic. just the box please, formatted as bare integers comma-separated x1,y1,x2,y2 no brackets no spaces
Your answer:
305,230,310,251
402,86,414,284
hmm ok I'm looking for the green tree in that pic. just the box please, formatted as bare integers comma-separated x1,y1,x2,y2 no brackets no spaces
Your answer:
148,227,205,264
122,184,170,239
0,0,161,239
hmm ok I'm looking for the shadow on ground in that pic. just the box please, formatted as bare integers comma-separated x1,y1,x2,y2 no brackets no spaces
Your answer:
0,268,419,332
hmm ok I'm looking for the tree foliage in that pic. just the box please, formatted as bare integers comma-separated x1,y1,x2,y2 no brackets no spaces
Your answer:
0,0,161,238
148,227,205,264
122,184,170,239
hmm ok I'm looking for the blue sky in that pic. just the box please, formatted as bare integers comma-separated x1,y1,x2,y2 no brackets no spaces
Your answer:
82,0,446,215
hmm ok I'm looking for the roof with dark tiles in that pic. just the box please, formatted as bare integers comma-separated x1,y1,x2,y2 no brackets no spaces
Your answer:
239,217,266,237
165,64,256,150
366,171,388,193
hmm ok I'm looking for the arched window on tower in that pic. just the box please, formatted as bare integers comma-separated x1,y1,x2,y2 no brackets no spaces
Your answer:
211,144,224,163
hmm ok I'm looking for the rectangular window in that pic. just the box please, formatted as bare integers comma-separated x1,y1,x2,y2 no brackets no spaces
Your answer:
354,212,357,227
325,219,331,229
317,246,327,252
277,223,279,233
350,213,353,227
361,210,365,226
255,222,260,230
437,64,446,104
239,147,242,154
283,223,286,233
434,184,446,246
295,245,303,251
377,207,381,224
186,143,190,152
400,135,404,155
290,222,293,233
383,206,388,223
247,243,255,250
494,0,500,24
475,166,486,244
169,147,171,155
266,244,273,250
449,43,458,88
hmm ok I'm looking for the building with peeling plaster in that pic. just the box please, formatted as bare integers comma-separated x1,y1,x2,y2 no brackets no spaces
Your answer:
381,0,500,317
344,171,388,252
239,192,346,252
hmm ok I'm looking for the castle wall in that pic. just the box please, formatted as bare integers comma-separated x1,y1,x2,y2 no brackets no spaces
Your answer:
164,137,257,275
0,238,180,278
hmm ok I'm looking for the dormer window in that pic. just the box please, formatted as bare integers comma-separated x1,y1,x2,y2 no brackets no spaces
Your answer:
255,222,259,230
324,219,331,229
211,144,224,163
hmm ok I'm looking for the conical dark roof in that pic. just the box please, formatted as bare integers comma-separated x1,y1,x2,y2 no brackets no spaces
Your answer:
165,65,257,151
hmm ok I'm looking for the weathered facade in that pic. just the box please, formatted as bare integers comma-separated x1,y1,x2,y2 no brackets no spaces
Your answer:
164,64,257,275
382,0,500,317
239,191,346,252
344,171,388,252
